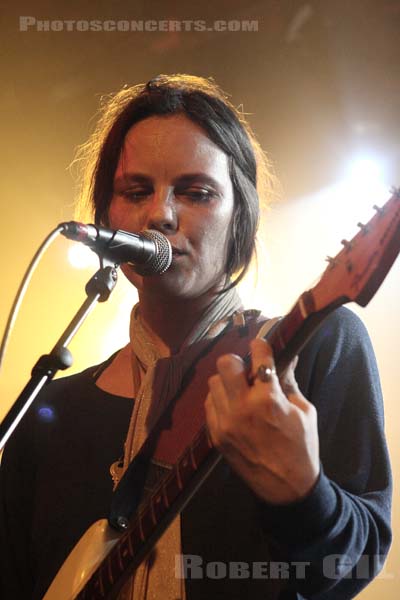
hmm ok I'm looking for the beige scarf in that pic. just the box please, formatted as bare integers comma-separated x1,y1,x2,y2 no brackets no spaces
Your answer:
113,288,243,600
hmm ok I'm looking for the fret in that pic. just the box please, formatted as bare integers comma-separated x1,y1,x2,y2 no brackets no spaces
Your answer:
137,511,145,541
126,528,134,556
149,493,157,525
151,491,165,522
164,469,181,501
191,427,211,465
108,551,121,585
92,570,105,598
119,533,135,563
106,554,114,586
175,461,183,490
189,442,197,469
177,451,195,486
85,532,136,600
161,478,170,508
105,531,135,590
271,314,290,351
280,303,305,345
271,322,286,355
138,507,153,540
269,304,302,359
116,539,125,571
99,564,110,596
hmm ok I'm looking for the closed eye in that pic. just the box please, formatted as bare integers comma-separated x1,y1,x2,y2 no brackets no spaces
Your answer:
176,188,216,202
118,187,217,203
120,189,151,201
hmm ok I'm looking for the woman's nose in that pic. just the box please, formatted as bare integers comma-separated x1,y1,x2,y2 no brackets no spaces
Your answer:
146,188,178,233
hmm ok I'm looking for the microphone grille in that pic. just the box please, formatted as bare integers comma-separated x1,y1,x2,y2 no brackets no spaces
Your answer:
135,230,172,275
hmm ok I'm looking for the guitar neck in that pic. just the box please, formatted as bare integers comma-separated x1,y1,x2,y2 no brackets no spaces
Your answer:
267,291,346,375
78,296,339,600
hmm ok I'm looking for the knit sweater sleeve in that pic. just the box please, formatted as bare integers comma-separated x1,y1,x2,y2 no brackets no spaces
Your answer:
257,306,392,599
0,398,36,599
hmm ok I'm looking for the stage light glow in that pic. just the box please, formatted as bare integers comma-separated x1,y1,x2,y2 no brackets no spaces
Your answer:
343,155,388,203
348,157,382,183
99,283,138,356
67,243,98,269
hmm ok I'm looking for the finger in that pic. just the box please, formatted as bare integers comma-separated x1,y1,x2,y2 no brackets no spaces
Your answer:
249,338,276,383
249,338,292,418
214,353,248,404
208,370,232,415
277,356,314,414
279,355,300,396
286,389,316,416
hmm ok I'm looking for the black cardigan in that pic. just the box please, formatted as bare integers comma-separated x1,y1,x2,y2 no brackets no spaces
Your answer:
0,307,392,599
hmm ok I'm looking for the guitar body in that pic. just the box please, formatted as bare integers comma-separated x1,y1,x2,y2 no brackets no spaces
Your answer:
43,520,120,600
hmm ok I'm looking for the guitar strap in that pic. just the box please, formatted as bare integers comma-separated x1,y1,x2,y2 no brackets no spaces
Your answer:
109,311,280,528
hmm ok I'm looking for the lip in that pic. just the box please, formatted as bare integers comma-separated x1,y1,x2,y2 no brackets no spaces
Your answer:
171,247,186,256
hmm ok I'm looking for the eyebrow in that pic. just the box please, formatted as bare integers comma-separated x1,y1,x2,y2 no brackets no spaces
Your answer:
113,172,224,192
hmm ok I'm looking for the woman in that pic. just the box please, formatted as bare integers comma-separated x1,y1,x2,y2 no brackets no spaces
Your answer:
0,74,392,600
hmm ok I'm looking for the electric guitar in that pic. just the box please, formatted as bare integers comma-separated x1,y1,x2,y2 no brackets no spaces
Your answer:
43,189,400,600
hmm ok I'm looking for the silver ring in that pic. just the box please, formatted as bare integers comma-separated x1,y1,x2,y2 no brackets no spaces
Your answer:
256,364,276,383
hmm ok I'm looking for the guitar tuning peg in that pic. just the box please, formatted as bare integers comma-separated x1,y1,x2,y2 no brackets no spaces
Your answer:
373,204,384,215
357,222,369,233
325,256,336,266
341,239,352,250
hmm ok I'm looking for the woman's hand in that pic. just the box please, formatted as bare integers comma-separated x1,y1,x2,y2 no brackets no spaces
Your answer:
205,337,320,505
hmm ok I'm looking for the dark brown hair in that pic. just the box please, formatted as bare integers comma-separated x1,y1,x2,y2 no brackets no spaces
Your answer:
75,74,274,286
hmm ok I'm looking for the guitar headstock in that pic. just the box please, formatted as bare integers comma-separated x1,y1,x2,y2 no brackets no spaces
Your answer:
311,188,400,311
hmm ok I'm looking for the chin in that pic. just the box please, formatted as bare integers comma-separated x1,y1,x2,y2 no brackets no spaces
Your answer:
121,265,185,296
122,263,225,301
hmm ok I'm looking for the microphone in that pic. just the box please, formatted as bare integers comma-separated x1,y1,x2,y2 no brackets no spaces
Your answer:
60,221,172,275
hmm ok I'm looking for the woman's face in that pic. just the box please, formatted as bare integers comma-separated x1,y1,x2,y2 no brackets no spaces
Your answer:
108,114,235,301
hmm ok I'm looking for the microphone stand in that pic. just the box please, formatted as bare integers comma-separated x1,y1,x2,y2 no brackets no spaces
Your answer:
0,262,118,451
